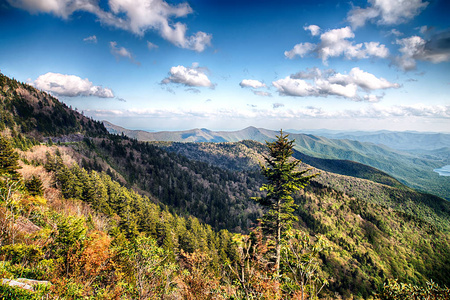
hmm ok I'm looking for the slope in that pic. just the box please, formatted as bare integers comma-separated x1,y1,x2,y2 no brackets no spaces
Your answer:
104,122,450,200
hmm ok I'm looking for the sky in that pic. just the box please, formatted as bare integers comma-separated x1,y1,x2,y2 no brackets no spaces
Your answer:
0,0,449,132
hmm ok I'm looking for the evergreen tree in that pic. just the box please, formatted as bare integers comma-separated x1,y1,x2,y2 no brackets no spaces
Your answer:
0,136,20,179
25,175,43,196
253,130,317,277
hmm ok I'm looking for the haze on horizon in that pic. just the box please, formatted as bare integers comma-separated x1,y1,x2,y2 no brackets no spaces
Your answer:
0,0,449,132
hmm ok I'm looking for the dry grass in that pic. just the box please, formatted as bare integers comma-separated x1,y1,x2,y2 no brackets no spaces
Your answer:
19,145,78,166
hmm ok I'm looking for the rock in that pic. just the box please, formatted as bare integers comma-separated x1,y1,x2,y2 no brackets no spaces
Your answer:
1,278,51,291
1,279,34,291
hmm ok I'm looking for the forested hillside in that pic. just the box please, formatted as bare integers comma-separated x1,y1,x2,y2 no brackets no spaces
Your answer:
105,121,450,200
1,72,449,299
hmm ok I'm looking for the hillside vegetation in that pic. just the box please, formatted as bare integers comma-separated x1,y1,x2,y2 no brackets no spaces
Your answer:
105,122,450,200
0,72,449,299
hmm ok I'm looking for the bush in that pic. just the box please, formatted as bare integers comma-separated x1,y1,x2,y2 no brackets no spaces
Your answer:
378,279,450,300
0,282,50,300
0,244,43,265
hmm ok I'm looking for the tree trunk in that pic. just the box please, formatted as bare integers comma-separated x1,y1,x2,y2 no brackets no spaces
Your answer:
275,201,281,277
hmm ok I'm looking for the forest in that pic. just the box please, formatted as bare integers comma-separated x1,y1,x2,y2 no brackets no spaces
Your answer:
0,72,449,299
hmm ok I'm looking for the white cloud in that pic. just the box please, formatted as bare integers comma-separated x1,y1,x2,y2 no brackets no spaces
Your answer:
183,31,212,52
253,90,272,97
85,104,450,121
34,72,114,98
162,64,213,88
7,0,212,52
6,0,96,18
291,67,334,80
395,32,450,71
364,42,389,58
110,41,139,65
147,41,158,50
328,67,400,90
239,79,267,89
304,25,320,36
318,27,389,63
389,29,403,36
83,35,97,43
272,77,317,97
285,26,389,63
347,0,429,29
272,67,399,100
315,79,358,98
284,43,316,59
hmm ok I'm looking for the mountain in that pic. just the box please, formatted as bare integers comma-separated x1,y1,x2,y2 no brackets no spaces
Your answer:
104,122,450,200
103,121,275,143
289,129,450,151
1,72,450,298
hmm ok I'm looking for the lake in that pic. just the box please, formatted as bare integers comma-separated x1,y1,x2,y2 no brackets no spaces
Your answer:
434,165,450,176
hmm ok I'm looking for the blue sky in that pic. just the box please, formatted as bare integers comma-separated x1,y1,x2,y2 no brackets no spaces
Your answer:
0,0,449,132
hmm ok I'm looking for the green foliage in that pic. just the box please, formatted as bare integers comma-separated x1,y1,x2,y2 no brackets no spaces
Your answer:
253,130,317,275
24,176,43,196
93,137,263,232
51,214,87,260
0,136,20,180
0,244,43,265
255,131,317,233
0,283,50,300
280,230,330,300
378,279,450,300
119,235,178,299
0,72,108,139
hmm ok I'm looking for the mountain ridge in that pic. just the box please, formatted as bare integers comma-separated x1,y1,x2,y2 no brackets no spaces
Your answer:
103,121,450,200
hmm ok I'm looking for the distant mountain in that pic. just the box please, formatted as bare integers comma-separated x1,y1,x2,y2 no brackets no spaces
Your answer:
104,122,450,200
103,121,275,143
289,129,450,151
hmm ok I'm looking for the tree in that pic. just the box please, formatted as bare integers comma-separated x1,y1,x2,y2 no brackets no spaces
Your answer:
280,229,329,300
25,175,43,196
253,130,317,278
0,136,20,180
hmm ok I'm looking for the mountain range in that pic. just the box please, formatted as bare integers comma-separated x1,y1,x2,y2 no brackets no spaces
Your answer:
104,121,450,200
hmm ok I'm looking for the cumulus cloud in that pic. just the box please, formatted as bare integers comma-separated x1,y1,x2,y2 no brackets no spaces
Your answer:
347,0,429,29
304,25,320,36
318,27,389,63
329,67,400,90
272,67,399,101
162,64,213,88
239,79,267,89
395,31,450,71
34,72,114,98
6,0,212,52
83,35,97,43
284,43,316,59
239,79,271,96
110,41,139,65
285,26,389,63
